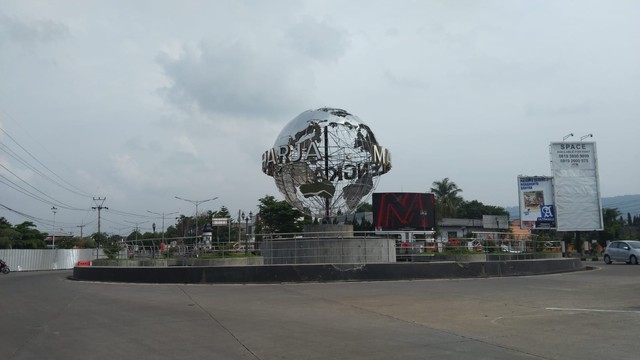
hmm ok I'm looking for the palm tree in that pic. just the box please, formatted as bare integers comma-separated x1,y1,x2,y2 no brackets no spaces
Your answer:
430,177,463,218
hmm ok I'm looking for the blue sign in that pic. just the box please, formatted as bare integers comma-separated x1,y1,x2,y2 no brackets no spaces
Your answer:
538,205,555,220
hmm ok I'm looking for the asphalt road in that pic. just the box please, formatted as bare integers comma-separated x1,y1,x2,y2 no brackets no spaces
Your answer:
1,263,638,360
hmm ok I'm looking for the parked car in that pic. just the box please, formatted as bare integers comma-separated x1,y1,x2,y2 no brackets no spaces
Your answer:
603,240,640,265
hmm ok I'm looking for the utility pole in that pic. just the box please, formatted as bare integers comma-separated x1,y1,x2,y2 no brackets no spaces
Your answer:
77,224,85,240
92,197,107,259
51,206,57,249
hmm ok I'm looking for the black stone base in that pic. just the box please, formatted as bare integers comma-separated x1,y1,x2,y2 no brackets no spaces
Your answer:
72,258,585,284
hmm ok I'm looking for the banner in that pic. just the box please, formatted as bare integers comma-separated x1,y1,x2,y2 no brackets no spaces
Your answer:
518,176,555,229
549,142,603,231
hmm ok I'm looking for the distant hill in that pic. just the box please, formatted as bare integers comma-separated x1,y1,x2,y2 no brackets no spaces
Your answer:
506,194,640,219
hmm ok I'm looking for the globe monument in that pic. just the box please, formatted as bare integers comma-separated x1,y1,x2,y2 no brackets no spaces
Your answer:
261,108,393,264
262,107,391,219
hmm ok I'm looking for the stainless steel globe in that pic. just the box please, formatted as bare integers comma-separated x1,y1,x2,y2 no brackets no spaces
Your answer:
262,108,391,218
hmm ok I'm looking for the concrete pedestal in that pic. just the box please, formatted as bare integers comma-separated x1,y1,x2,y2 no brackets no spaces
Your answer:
262,224,395,264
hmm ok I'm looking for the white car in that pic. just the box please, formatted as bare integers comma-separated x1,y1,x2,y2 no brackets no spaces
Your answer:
603,240,640,265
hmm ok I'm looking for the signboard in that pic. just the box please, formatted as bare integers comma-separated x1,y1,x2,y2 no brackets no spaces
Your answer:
372,192,436,231
212,218,229,226
549,142,603,231
517,176,556,229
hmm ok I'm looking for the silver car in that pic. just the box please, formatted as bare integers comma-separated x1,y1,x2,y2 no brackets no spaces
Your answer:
604,240,640,265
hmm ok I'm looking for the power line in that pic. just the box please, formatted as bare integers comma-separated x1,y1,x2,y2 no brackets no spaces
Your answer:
0,202,52,227
0,163,84,210
106,208,154,218
0,126,92,198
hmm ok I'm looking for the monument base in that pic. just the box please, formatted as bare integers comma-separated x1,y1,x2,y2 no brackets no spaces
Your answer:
261,224,395,264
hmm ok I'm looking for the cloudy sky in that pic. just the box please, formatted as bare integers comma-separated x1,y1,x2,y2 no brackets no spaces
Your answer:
1,0,638,236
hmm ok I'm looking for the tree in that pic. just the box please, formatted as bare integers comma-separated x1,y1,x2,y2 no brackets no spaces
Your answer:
0,220,20,249
91,232,108,246
214,206,232,219
127,230,143,242
430,177,463,218
172,215,191,239
103,239,122,259
457,200,509,219
165,225,178,239
600,208,625,241
354,214,373,232
356,202,372,213
0,217,11,229
57,236,79,249
256,195,305,234
10,221,46,249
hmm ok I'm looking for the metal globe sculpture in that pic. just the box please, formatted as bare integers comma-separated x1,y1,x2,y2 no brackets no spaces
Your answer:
262,108,391,218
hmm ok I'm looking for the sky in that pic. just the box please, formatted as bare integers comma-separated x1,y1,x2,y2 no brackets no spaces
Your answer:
1,0,639,236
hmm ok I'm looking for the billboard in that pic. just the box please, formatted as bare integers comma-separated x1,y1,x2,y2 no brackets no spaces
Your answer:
517,176,556,229
549,142,603,231
212,218,229,226
372,192,436,231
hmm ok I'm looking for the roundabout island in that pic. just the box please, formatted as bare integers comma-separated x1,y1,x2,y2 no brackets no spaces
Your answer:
74,107,585,284
72,254,584,284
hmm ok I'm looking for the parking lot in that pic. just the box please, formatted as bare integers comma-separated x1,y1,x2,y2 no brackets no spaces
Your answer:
1,263,638,360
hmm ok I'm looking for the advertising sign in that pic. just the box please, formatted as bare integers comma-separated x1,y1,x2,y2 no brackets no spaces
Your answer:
517,176,555,229
211,218,229,226
372,192,436,231
549,142,603,231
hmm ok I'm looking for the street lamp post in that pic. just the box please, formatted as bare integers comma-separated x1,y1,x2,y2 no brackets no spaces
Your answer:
124,220,148,257
241,211,253,256
124,221,148,241
147,210,178,245
51,206,58,249
175,196,218,256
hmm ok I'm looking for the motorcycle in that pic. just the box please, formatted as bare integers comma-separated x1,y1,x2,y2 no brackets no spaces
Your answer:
0,260,9,274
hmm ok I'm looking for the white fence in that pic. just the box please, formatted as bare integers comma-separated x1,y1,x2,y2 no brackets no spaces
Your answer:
0,249,99,271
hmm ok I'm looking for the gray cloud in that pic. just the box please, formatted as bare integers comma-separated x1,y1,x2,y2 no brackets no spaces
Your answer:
0,15,69,46
286,17,350,61
2,1,639,235
156,38,315,120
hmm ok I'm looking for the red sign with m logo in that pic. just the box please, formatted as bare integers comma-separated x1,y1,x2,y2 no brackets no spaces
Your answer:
373,193,436,231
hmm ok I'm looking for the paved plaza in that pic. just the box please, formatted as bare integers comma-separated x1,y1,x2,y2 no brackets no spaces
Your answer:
1,264,638,360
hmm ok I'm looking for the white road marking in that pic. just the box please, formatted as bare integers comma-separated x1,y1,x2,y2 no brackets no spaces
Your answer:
546,307,640,314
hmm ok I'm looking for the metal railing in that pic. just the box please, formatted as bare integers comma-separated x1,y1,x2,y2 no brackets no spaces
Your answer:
97,232,563,265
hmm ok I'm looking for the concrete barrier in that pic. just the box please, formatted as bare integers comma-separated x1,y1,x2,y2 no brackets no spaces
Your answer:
72,258,584,284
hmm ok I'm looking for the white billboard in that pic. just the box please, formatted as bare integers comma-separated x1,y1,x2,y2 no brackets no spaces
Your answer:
211,218,229,226
549,142,603,231
518,176,556,229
